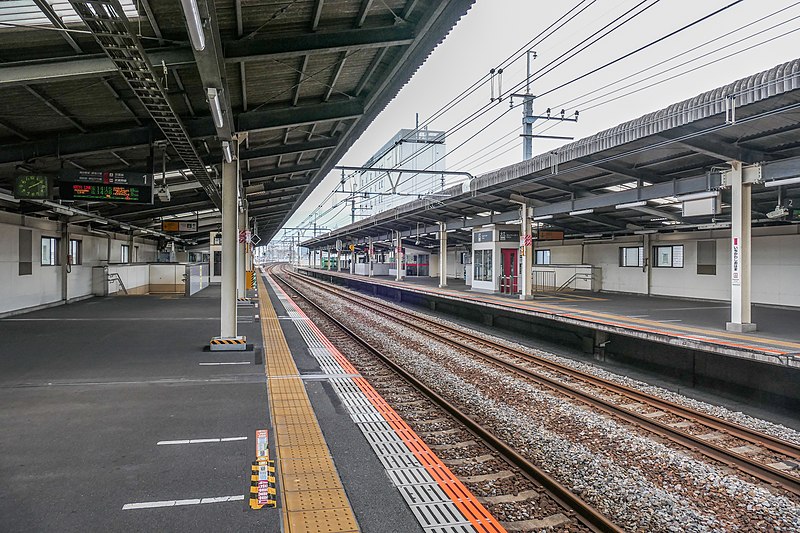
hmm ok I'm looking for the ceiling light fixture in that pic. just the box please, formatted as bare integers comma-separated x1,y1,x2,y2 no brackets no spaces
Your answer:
615,200,647,209
532,214,553,221
207,88,223,128
222,140,233,163
569,208,594,216
675,191,719,202
763,176,800,188
180,0,206,51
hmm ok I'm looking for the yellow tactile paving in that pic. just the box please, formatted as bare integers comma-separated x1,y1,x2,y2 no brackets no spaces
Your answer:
257,272,359,533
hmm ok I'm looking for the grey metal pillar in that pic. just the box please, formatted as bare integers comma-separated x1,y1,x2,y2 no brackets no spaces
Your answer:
237,201,246,298
438,222,447,288
519,205,533,300
220,158,238,339
350,250,355,274
327,246,332,270
61,218,69,302
726,161,756,332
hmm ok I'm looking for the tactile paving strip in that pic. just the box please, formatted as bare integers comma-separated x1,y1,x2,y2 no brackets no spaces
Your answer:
266,273,505,533
257,272,359,533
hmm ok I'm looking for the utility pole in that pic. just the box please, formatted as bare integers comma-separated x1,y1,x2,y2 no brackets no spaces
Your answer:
508,51,578,161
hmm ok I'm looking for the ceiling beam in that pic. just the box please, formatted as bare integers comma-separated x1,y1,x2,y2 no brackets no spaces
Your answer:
31,0,83,53
24,86,87,133
224,25,415,63
657,130,771,164
311,0,325,31
0,101,360,166
243,162,322,181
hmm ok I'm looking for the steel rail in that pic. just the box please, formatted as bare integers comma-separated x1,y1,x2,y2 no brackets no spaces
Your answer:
273,267,622,533
287,268,800,497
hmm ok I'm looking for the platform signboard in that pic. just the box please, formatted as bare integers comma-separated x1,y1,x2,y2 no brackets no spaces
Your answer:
162,220,197,232
58,169,153,204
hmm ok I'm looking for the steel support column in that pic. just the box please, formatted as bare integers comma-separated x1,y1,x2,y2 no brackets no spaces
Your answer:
519,205,533,300
438,221,447,288
395,230,404,281
726,161,757,332
237,202,247,298
220,158,238,338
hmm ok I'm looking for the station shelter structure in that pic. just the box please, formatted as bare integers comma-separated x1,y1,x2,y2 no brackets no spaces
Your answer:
303,58,800,334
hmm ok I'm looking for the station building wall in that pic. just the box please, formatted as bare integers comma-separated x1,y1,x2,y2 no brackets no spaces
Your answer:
535,226,800,307
0,213,157,315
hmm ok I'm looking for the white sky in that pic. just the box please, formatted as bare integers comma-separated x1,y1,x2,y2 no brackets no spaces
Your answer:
274,0,800,244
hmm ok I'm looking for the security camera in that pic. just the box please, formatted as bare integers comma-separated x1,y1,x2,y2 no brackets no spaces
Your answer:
766,205,788,219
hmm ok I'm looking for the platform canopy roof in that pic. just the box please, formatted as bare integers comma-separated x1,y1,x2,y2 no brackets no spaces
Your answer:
303,58,800,252
0,0,475,244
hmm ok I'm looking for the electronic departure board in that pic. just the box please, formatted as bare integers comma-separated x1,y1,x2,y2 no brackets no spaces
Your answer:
58,170,153,204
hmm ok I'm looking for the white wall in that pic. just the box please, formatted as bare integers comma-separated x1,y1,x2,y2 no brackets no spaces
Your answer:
538,227,800,306
0,213,158,315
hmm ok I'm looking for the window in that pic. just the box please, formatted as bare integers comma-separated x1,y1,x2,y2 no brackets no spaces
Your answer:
535,249,551,265
41,237,59,266
121,244,129,263
69,239,82,265
653,245,684,268
619,246,643,267
697,241,716,275
473,249,493,281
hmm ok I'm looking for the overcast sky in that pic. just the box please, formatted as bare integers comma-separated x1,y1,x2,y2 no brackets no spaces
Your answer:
274,0,800,244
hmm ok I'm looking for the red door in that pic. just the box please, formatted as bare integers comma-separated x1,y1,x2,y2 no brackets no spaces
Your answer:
501,248,518,293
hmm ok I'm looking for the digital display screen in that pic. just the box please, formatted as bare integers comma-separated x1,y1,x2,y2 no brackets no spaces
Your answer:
58,169,153,204
60,183,151,203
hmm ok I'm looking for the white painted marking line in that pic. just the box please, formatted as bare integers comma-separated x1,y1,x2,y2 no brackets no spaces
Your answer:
658,319,683,323
198,362,251,366
122,495,244,510
625,315,650,318
157,437,247,445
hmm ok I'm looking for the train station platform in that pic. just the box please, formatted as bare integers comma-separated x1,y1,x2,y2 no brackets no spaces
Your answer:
0,285,274,532
299,268,800,367
0,269,503,533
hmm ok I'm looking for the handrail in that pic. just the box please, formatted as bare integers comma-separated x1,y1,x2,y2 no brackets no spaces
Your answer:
557,272,595,292
108,273,128,295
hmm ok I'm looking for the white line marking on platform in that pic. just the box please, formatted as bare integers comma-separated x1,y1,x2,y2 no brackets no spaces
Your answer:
199,362,251,366
122,494,244,510
157,437,247,445
658,319,683,323
626,315,650,318
1,317,216,321
654,306,730,311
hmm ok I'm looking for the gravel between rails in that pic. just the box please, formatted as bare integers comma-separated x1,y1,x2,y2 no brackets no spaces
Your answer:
315,275,800,446
278,278,593,532
290,273,800,532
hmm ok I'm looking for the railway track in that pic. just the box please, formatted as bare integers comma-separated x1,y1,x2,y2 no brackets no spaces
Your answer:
281,266,800,499
269,265,621,533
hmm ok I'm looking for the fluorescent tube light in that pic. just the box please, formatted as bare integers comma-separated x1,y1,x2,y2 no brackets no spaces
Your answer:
222,140,233,163
207,88,223,128
616,200,647,209
698,222,730,230
569,208,594,216
533,214,553,221
763,176,800,188
634,229,658,235
180,0,206,51
583,233,603,238
675,191,718,202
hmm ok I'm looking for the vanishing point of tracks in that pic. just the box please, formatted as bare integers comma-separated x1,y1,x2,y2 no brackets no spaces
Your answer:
277,266,800,501
271,266,620,532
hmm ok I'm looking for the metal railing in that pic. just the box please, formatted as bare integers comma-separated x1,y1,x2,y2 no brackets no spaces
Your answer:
108,273,128,295
557,272,596,292
499,275,518,294
533,270,556,292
